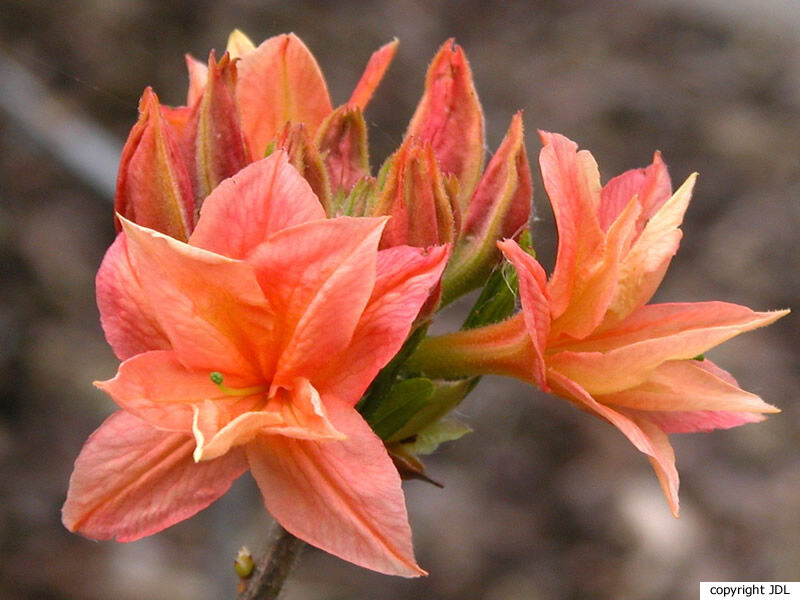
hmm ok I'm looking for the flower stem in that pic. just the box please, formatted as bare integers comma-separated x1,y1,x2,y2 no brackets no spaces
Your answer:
237,524,305,600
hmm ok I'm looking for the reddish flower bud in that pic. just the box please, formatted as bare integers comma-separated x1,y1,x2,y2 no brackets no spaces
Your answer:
442,112,532,304
373,139,460,249
187,51,249,211
273,123,331,215
405,39,485,207
315,105,370,196
114,88,194,241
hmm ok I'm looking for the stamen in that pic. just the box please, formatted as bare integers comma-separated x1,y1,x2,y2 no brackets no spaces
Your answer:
209,372,269,397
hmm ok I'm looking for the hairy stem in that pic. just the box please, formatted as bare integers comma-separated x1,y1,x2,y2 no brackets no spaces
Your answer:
237,524,305,600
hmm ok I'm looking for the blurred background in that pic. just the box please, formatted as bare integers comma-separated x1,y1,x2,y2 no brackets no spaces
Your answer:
0,1,798,598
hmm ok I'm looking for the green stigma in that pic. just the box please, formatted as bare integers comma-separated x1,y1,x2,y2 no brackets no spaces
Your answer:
209,372,269,397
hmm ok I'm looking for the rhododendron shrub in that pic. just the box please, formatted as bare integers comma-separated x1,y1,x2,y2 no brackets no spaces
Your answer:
64,30,788,587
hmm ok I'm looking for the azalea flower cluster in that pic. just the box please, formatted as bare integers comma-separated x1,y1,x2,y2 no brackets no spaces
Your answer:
63,31,788,577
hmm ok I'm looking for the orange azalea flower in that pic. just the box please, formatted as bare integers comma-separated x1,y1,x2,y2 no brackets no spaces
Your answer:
410,132,788,515
63,152,448,576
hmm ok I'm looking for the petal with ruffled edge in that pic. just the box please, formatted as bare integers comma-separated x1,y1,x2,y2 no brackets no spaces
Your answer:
538,132,605,320
194,378,344,462
609,174,696,320
248,217,387,387
247,397,425,577
236,33,333,159
548,370,680,516
498,239,550,389
550,194,640,340
121,218,276,377
95,350,262,433
62,411,248,541
549,303,788,394
598,151,672,233
96,234,171,360
189,153,326,259
316,244,449,404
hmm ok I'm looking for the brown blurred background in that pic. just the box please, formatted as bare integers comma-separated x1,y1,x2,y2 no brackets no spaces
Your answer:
0,1,798,598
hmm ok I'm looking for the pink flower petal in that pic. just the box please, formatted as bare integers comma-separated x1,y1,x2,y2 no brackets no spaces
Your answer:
247,397,424,576
192,400,282,462
62,411,248,541
121,218,276,376
548,370,680,515
184,54,208,106
598,151,672,232
194,378,346,462
538,132,605,320
316,244,449,404
347,39,398,109
189,153,326,259
247,217,387,387
96,234,170,360
551,195,640,339
623,407,766,434
609,174,695,320
96,350,260,433
236,33,333,159
598,359,779,414
549,303,788,394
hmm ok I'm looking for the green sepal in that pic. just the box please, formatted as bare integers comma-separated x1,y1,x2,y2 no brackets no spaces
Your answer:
368,377,436,441
461,228,531,330
357,323,430,423
399,418,472,456
387,377,476,443
332,175,377,217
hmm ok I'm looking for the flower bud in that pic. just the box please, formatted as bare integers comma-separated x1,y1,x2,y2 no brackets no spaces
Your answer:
272,123,332,215
114,88,194,241
315,105,370,196
187,51,249,212
373,139,460,249
405,39,485,207
442,112,532,304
